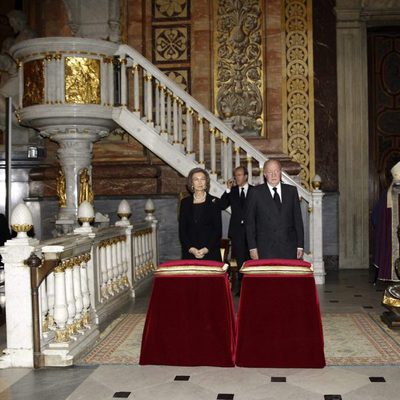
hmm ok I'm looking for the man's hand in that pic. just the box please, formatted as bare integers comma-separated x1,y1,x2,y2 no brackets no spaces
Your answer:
249,248,259,260
297,248,304,259
227,178,234,189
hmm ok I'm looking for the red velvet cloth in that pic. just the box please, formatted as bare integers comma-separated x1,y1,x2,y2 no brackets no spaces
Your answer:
236,260,325,368
243,258,312,268
140,261,236,366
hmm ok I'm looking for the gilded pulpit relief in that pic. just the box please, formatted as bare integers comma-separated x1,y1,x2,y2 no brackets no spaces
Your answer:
56,169,67,208
79,168,94,205
214,0,264,136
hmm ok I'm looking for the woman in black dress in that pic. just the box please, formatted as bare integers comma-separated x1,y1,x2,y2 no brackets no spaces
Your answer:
179,168,222,261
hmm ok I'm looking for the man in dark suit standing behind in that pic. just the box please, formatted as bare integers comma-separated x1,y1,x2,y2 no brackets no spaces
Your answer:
220,166,253,293
246,160,304,260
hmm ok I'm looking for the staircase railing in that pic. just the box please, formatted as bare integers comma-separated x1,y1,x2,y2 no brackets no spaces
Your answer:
114,45,310,200
112,44,324,284
0,202,158,368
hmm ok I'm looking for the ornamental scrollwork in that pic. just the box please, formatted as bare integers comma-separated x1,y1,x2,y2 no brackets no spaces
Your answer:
283,0,314,189
214,0,264,136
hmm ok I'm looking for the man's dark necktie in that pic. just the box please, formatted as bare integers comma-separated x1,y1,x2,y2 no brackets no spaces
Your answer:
273,187,281,211
240,187,245,208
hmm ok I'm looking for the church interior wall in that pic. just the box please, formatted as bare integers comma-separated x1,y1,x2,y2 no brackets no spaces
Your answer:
312,0,339,269
0,0,341,265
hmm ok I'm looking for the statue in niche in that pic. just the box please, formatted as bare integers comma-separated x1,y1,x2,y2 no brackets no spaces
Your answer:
56,169,67,208
79,168,94,205
0,10,37,140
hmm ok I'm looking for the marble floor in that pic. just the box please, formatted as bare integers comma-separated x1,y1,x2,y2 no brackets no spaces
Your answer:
1,269,399,400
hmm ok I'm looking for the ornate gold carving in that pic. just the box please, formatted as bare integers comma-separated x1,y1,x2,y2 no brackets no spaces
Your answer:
213,0,265,136
23,59,44,107
78,168,94,205
283,0,315,189
11,224,32,233
55,329,69,343
64,57,101,104
56,169,67,208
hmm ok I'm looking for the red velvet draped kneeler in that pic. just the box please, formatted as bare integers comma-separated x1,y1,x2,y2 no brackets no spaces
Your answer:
139,260,236,366
235,259,325,368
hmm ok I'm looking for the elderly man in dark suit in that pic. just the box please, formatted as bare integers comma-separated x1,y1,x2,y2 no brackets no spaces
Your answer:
220,166,253,293
246,160,304,260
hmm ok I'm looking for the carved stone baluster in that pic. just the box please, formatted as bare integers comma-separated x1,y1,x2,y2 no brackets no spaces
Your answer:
178,100,183,147
235,146,240,168
132,64,140,113
64,259,77,339
167,91,172,141
198,117,205,167
186,107,194,160
121,237,128,287
160,86,168,140
247,155,253,185
155,81,160,130
111,238,120,293
222,136,228,182
227,138,233,179
46,272,55,329
210,127,217,180
80,253,91,327
73,256,84,332
173,96,179,146
53,262,69,343
145,73,153,123
106,241,115,296
120,57,127,106
39,280,48,337
116,238,124,289
99,243,108,300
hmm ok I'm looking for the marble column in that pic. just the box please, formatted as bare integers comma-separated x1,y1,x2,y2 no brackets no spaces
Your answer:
41,127,108,232
336,0,369,269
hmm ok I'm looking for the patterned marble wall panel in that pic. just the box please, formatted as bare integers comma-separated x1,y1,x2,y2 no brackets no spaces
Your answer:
152,0,191,92
153,0,190,20
153,25,190,64
160,67,191,92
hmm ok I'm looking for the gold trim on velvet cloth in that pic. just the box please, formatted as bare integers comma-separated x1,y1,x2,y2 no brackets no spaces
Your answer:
155,263,229,275
240,264,313,275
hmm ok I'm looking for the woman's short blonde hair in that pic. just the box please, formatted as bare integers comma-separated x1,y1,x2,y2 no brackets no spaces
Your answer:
186,168,210,193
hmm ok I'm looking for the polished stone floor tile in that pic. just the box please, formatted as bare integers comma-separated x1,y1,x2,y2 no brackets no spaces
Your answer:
1,366,97,400
0,270,399,400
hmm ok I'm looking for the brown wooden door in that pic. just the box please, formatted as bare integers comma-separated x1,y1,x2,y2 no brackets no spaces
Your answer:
368,27,400,261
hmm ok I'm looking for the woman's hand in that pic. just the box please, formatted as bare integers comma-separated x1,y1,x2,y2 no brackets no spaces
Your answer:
199,247,209,257
189,247,205,259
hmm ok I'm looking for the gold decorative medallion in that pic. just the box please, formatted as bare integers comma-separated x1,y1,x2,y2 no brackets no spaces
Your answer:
282,0,315,189
23,59,44,107
64,57,101,104
213,0,265,136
